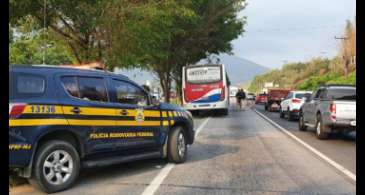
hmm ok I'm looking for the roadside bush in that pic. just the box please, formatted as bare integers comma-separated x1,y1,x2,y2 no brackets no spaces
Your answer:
297,71,355,90
297,73,341,90
326,71,356,85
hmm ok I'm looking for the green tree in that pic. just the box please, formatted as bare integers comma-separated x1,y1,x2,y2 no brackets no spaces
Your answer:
146,0,247,102
10,0,107,64
9,17,75,65
9,0,177,69
10,0,247,103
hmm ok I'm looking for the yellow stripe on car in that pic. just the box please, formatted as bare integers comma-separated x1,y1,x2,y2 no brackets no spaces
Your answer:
23,105,162,118
10,119,169,127
143,110,161,117
62,106,117,116
9,119,69,126
162,121,169,126
162,111,168,117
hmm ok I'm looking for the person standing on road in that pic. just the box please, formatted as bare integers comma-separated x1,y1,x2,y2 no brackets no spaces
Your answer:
235,89,246,110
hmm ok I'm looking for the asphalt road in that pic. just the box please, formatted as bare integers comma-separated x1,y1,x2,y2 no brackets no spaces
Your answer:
10,101,356,195
254,103,356,174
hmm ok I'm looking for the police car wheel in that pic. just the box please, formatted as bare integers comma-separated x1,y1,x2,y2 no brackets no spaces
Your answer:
167,126,187,163
29,140,80,193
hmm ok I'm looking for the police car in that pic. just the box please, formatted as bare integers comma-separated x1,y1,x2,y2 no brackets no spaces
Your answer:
9,65,194,193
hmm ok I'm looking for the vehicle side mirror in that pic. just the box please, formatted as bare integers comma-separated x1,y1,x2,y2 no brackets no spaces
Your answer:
151,95,160,106
305,97,311,102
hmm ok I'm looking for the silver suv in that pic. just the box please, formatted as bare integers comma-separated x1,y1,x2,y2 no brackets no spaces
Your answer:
298,85,356,139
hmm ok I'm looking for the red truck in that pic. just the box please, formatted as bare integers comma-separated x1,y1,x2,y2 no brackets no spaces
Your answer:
265,89,291,112
255,93,268,104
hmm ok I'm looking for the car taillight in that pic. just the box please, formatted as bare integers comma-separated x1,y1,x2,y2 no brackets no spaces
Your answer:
220,87,225,100
292,98,301,103
330,103,336,120
9,103,27,118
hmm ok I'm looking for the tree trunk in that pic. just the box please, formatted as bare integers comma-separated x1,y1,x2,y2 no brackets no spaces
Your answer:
164,74,171,103
175,77,183,106
159,72,170,103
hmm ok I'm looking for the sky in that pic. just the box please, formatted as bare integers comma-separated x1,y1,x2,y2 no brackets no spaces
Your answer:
231,0,356,69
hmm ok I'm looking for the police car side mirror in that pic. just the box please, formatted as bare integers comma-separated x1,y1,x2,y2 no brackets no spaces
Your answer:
151,95,160,106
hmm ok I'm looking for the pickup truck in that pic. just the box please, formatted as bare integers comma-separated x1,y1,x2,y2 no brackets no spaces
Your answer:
298,85,356,139
255,93,267,104
265,89,290,112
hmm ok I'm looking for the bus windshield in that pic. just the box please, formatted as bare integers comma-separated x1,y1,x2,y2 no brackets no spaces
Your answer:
186,66,221,84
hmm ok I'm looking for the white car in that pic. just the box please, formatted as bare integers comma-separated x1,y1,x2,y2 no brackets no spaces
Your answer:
246,93,255,100
280,91,312,120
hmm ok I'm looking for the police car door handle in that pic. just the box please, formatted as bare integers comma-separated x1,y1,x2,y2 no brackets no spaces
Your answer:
120,109,128,116
71,107,81,114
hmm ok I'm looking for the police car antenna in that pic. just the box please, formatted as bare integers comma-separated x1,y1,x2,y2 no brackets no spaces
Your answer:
42,0,47,65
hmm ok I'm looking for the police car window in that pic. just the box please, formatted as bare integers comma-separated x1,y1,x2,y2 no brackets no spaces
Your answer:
17,74,45,94
61,76,80,98
78,77,108,102
112,79,148,105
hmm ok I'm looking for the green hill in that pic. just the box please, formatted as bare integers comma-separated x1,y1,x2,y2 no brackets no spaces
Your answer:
248,57,355,93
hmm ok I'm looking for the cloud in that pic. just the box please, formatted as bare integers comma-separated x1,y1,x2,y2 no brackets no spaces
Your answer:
233,0,355,68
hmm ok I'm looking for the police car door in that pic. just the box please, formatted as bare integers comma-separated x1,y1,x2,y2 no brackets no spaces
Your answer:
59,75,118,154
110,79,160,151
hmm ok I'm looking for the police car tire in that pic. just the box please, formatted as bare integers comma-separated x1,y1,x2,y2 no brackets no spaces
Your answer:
167,126,187,163
29,140,80,193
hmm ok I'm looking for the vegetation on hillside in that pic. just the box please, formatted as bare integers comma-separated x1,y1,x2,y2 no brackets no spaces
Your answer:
248,20,356,93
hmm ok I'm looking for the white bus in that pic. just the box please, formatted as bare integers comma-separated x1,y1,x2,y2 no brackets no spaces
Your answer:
182,64,230,115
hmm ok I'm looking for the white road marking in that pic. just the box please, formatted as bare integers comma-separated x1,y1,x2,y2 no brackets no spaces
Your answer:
141,117,211,195
141,163,174,195
254,109,356,182
195,117,211,138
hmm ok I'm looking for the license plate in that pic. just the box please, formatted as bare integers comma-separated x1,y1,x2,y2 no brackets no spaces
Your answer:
271,103,279,108
350,120,356,126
